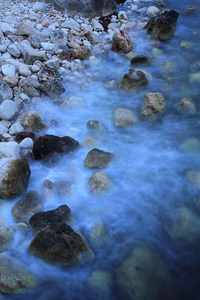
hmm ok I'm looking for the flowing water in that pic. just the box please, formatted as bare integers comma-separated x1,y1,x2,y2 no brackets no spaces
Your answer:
1,0,200,299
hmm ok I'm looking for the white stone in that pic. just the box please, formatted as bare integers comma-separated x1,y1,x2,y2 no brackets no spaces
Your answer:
7,44,21,58
118,11,128,20
92,19,104,31
0,22,17,35
83,40,92,48
33,2,48,12
1,64,16,76
131,5,138,11
61,19,80,30
41,42,55,51
44,58,60,68
147,6,160,17
17,22,36,36
2,76,18,88
31,65,40,72
0,43,8,53
0,100,18,121
9,122,24,135
68,41,80,49
19,138,34,149
0,142,20,159
0,123,7,135
18,64,31,77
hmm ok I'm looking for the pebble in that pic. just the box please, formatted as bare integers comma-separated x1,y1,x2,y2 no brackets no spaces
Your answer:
0,100,18,120
1,64,16,76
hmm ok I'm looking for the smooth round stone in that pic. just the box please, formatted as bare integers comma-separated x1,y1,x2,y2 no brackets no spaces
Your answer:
1,64,16,76
0,100,18,121
114,108,137,128
19,138,34,149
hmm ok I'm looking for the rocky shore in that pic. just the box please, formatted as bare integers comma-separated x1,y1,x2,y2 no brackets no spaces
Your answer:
0,0,199,299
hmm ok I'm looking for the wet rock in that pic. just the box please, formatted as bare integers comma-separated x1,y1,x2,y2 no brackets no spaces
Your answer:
89,222,109,245
0,158,31,199
42,179,57,199
57,180,71,197
50,29,67,49
87,120,103,130
12,191,44,223
50,0,117,18
15,131,36,143
180,138,200,155
21,112,46,131
186,170,200,189
141,92,166,119
0,81,13,103
112,30,133,53
175,97,196,115
184,5,199,15
29,205,71,233
33,134,80,160
119,69,149,91
117,245,175,300
130,55,152,65
0,258,36,294
84,148,113,169
29,222,94,265
114,108,137,128
0,226,14,252
146,10,179,40
83,137,100,149
88,271,112,295
89,172,111,193
0,100,18,121
38,66,65,98
0,142,19,159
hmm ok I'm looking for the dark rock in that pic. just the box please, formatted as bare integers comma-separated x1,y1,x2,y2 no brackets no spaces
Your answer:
58,49,75,61
12,191,44,223
112,30,133,53
49,0,117,18
119,69,149,91
0,158,31,199
74,47,91,60
0,81,13,103
29,222,94,265
15,131,36,143
29,204,71,233
21,112,46,131
33,134,80,160
99,15,112,31
38,66,65,98
84,148,113,169
131,55,152,65
0,226,14,252
0,258,36,294
115,0,126,3
146,10,179,40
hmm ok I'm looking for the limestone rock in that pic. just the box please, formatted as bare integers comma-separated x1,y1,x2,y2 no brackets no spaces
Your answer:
84,148,113,169
141,92,166,119
114,108,137,128
89,172,111,192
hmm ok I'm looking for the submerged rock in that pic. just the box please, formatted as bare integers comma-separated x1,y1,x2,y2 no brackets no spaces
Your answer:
88,270,112,295
33,134,80,160
117,245,175,300
0,158,31,199
12,191,44,223
0,258,36,294
84,148,113,169
119,69,149,91
146,10,179,40
29,205,71,233
20,112,46,131
130,55,152,65
175,97,196,115
112,30,133,53
89,172,111,193
0,226,14,252
180,138,200,155
114,108,137,128
141,92,166,120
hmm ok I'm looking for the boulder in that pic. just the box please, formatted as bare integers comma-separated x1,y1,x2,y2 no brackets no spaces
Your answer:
141,92,166,119
0,226,14,252
0,81,13,103
29,205,71,233
49,0,117,17
33,134,80,160
0,158,31,199
89,172,111,193
112,30,133,53
21,112,46,131
119,69,149,91
0,258,35,294
117,245,175,300
146,10,179,40
84,148,113,169
12,191,44,223
114,108,137,128
130,55,152,65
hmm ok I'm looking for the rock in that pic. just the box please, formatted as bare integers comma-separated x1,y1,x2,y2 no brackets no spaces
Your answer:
38,66,65,98
19,77,40,97
12,191,44,223
114,108,137,128
33,134,80,160
9,122,24,135
0,258,35,294
175,97,196,115
1,64,16,76
61,19,80,30
21,112,46,131
0,142,20,159
89,222,108,245
146,10,179,40
33,2,48,12
0,123,7,135
3,76,18,88
87,120,103,130
0,226,14,252
15,131,36,143
17,22,36,36
29,222,94,265
73,47,91,60
117,245,175,300
84,148,113,169
0,81,13,103
7,44,21,58
29,204,71,233
50,29,67,49
89,172,111,193
119,69,149,91
50,0,117,18
42,179,57,199
147,6,160,17
19,138,34,149
83,137,99,149
18,64,31,77
0,100,18,121
88,271,112,294
112,30,133,53
17,43,46,65
0,158,31,199
180,138,200,155
186,170,200,189
130,55,152,65
0,22,17,35
189,72,200,83
141,92,166,119
41,42,55,51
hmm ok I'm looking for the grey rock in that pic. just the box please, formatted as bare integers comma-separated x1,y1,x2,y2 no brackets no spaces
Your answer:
0,81,13,103
0,100,18,121
84,148,113,169
114,108,137,128
33,2,48,12
0,226,14,252
119,69,149,91
89,172,111,192
17,43,46,65
141,92,166,119
17,22,36,36
7,44,21,58
21,111,46,131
